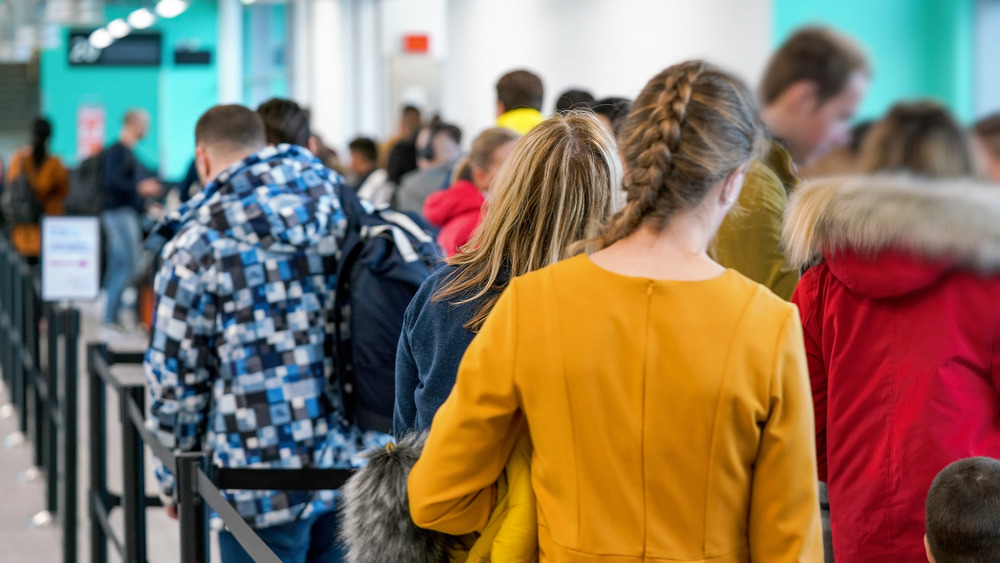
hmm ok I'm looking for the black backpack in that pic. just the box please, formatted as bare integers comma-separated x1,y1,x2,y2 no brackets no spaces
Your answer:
332,188,443,433
1,157,44,225
65,151,106,215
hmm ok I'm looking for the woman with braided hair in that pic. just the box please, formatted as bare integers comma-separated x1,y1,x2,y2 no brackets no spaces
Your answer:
408,61,823,562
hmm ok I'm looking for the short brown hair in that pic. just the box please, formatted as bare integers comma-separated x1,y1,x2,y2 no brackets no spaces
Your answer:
926,457,1000,563
760,27,869,106
195,105,266,152
256,98,311,147
496,70,544,112
857,101,976,179
974,114,1000,159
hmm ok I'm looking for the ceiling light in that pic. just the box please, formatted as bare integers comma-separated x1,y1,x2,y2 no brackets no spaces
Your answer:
107,18,131,39
128,8,157,30
155,0,188,19
88,28,113,49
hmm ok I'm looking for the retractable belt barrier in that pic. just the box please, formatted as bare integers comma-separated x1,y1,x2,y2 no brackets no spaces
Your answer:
86,341,357,563
0,236,81,563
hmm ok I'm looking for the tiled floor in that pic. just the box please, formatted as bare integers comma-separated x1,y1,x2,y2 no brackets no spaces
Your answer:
0,298,196,562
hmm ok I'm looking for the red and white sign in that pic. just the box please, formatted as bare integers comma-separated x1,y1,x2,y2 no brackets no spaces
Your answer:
77,104,106,160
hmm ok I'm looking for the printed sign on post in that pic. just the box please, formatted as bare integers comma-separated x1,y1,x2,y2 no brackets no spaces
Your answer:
42,216,101,302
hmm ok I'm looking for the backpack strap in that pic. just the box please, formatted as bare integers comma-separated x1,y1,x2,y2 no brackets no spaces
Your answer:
377,209,434,244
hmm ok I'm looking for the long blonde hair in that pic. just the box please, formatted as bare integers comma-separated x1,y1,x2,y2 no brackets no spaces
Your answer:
603,60,764,246
434,113,621,332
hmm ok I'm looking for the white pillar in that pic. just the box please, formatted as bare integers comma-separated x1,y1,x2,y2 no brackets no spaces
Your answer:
290,0,312,107
217,0,243,104
309,0,344,144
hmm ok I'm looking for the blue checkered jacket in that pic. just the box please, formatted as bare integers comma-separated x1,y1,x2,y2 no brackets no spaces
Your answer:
145,145,383,529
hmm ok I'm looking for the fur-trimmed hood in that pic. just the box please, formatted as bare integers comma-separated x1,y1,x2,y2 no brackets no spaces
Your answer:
783,176,1000,297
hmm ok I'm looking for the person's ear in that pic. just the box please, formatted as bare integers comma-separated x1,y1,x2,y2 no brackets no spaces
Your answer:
721,162,749,207
496,100,506,117
307,136,319,155
194,146,211,186
784,80,821,114
924,535,936,563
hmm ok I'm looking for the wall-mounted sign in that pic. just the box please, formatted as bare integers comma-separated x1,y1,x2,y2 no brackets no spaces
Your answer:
76,104,105,161
174,49,212,65
68,31,162,66
42,216,101,302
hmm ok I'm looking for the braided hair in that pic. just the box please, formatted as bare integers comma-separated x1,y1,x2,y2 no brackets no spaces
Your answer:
603,61,763,246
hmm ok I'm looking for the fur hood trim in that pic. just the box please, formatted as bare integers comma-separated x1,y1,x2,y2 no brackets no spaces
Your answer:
782,175,1000,269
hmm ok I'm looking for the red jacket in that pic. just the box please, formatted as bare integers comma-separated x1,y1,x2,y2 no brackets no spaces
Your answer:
423,180,485,257
785,176,1000,563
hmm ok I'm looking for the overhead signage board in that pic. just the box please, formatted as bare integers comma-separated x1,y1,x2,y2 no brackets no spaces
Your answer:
68,31,162,66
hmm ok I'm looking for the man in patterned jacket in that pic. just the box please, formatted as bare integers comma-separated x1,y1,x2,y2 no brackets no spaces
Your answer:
145,105,378,562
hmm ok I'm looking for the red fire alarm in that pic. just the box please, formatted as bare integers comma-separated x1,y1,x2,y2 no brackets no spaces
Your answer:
403,34,429,53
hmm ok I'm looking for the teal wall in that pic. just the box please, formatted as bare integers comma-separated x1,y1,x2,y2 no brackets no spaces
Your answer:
41,0,219,180
774,0,975,123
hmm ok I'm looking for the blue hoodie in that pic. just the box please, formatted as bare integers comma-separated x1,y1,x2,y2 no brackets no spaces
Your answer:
145,145,384,529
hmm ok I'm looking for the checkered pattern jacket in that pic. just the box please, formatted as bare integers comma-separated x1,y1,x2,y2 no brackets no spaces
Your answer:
145,145,383,529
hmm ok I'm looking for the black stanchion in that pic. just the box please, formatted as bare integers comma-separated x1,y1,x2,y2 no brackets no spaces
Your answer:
122,386,148,563
88,343,110,563
45,303,61,515
177,452,210,563
59,308,80,563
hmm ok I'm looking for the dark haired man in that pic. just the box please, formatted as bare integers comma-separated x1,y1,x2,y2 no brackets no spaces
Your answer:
145,104,375,562
712,26,869,301
554,88,596,115
349,137,390,206
496,69,545,135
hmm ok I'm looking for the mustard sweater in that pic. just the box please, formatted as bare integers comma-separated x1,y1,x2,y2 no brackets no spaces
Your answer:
409,255,823,562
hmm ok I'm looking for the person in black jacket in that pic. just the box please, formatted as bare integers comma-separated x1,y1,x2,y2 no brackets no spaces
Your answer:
101,109,162,328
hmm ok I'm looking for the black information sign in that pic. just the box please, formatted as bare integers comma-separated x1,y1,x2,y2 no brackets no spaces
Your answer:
68,31,163,67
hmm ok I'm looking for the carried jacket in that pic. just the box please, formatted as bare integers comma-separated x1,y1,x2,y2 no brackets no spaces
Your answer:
712,139,800,300
409,255,822,562
7,149,69,257
340,432,537,563
423,179,485,257
785,176,1000,563
145,145,381,529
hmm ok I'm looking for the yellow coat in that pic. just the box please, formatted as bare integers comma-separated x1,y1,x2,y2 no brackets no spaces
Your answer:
409,255,823,562
496,108,546,135
711,140,800,300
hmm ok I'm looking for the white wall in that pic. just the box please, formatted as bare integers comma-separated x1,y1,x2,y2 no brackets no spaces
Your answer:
441,0,773,144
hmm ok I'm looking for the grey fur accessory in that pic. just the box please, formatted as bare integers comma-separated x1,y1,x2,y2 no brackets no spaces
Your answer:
339,433,463,563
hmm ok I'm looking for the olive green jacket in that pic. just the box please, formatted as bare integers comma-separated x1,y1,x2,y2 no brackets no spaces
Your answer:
711,140,799,300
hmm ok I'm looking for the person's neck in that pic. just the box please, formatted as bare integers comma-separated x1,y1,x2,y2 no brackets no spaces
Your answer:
591,210,725,281
119,132,138,148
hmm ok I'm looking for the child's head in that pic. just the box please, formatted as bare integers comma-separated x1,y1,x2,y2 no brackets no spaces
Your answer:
452,127,520,191
925,457,1000,563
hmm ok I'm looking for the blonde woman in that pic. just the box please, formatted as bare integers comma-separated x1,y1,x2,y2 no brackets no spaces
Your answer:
408,61,823,561
393,114,620,435
857,100,977,178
